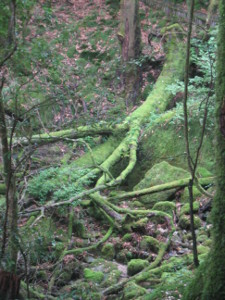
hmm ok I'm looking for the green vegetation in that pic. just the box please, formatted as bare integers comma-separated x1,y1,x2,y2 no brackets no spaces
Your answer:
0,0,220,299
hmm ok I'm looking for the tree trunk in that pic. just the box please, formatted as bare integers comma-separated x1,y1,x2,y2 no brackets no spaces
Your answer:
118,0,141,106
183,1,225,299
0,79,19,299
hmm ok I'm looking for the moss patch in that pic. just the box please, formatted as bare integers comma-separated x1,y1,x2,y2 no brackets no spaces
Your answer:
178,215,201,230
152,201,176,216
140,236,160,253
101,243,115,260
133,161,190,207
123,282,147,300
84,268,104,283
179,201,200,216
180,186,202,203
127,259,149,276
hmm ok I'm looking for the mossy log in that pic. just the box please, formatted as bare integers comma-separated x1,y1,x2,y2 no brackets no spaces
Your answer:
13,123,128,147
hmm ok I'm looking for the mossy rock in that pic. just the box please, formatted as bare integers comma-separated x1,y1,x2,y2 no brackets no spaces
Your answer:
127,259,149,276
122,233,133,242
140,236,159,253
196,167,213,178
203,238,212,248
180,186,202,203
197,234,208,244
152,201,176,216
101,269,121,288
131,217,148,232
55,260,81,286
101,243,115,260
133,161,190,208
116,250,129,264
84,268,104,284
178,215,201,230
198,245,210,255
123,282,147,300
179,201,200,216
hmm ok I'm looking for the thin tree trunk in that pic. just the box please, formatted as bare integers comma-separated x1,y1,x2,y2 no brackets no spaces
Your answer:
183,0,199,267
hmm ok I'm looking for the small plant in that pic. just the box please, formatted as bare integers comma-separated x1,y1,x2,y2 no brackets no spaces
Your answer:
28,165,96,202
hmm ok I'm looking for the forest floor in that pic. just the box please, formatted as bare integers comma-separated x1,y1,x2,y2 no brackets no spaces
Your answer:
0,0,215,299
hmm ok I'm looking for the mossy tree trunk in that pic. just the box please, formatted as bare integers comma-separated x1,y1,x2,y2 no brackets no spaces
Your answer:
0,1,19,299
184,1,225,299
118,0,141,106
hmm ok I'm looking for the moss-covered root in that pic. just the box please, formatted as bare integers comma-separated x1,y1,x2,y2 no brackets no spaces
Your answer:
103,241,170,296
63,224,113,257
13,122,128,147
109,177,214,202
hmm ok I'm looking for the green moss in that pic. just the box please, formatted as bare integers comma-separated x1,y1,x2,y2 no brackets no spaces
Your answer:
80,200,91,207
152,201,176,216
196,167,213,178
54,242,64,259
101,243,115,260
178,215,201,230
198,245,210,255
26,216,36,227
60,280,100,299
133,161,190,207
122,233,133,242
20,217,56,264
127,259,149,276
84,268,104,284
181,186,202,203
179,201,200,216
116,250,128,264
140,236,159,253
123,282,147,300
132,217,148,231
101,269,121,288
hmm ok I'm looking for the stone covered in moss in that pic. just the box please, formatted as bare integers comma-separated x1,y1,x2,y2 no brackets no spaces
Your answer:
131,217,148,232
181,186,202,203
122,233,133,242
123,282,147,299
196,167,213,178
133,161,190,207
178,215,201,230
101,269,121,288
101,243,115,260
198,245,210,255
127,259,149,276
84,268,104,283
116,250,129,264
179,201,200,216
140,236,159,253
152,201,176,216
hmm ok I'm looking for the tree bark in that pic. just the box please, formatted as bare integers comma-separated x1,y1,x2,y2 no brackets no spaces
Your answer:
118,0,141,106
183,1,225,298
